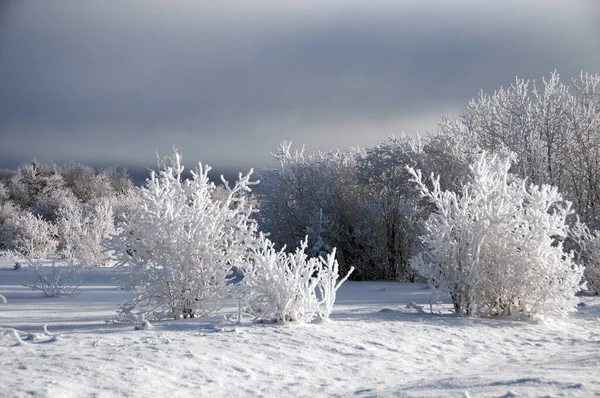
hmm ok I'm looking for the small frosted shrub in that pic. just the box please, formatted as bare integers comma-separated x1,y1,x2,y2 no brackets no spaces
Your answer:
242,234,353,323
27,259,84,297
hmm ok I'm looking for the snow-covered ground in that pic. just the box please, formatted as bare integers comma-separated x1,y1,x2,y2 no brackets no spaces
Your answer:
1,263,599,397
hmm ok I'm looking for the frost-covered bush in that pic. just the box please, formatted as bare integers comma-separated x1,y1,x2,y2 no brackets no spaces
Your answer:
242,234,353,323
56,198,114,266
26,259,84,297
106,151,259,321
315,245,354,320
408,153,583,318
0,211,58,259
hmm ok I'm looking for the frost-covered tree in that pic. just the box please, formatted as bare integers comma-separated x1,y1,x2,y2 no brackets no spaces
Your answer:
352,135,427,280
29,175,78,223
56,198,115,266
257,142,360,276
6,162,45,210
463,72,569,187
106,151,259,321
0,211,58,259
408,153,583,318
569,220,600,294
429,118,483,192
107,189,140,225
0,202,19,226
100,166,134,196
259,139,419,281
257,136,474,282
0,202,19,251
0,181,8,204
305,208,338,258
459,71,600,226
564,73,600,226
241,234,352,323
582,235,600,294
0,159,136,260
58,163,106,203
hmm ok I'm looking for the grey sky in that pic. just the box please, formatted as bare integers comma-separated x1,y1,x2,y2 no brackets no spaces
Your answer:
1,0,599,178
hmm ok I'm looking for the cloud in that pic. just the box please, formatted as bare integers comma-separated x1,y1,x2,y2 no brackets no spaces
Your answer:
1,0,599,172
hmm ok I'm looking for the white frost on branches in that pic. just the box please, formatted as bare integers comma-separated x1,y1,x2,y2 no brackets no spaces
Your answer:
407,153,584,318
570,220,600,294
106,151,259,321
56,199,115,266
0,212,58,259
581,234,600,294
26,259,84,297
242,234,353,323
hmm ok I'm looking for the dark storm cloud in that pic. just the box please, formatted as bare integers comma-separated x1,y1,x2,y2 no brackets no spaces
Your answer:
1,0,599,174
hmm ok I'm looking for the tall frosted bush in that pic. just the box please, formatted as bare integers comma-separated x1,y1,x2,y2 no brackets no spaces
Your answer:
408,153,583,318
107,151,259,321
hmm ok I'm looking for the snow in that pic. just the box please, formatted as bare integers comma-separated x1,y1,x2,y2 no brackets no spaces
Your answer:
1,263,599,397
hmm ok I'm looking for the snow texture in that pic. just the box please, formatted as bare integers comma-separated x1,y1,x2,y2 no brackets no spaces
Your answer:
1,261,599,397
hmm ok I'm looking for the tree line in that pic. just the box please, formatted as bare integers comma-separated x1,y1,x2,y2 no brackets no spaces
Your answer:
0,71,598,319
